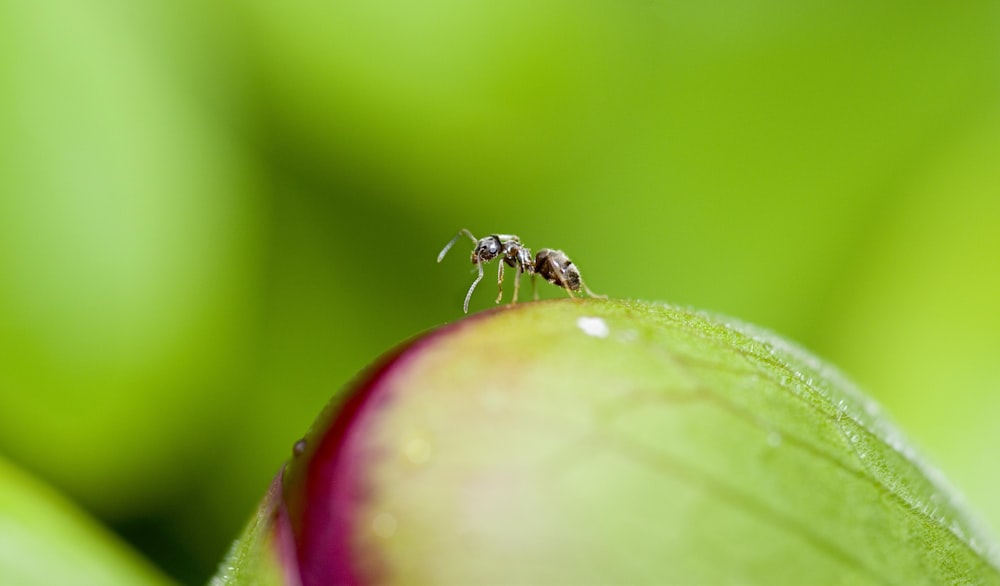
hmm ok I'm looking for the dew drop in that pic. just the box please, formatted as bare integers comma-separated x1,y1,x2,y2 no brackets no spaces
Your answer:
403,435,433,465
292,438,307,457
372,513,398,539
767,431,782,448
576,316,610,338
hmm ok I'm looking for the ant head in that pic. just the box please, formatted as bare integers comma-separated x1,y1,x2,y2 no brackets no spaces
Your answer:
472,235,502,263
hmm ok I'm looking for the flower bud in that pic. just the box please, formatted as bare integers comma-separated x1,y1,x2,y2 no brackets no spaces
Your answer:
216,300,1000,585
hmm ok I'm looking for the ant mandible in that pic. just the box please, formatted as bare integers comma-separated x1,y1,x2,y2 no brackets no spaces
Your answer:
437,228,605,313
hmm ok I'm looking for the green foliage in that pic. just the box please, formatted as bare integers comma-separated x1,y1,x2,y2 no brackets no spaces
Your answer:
0,457,174,586
219,300,1000,584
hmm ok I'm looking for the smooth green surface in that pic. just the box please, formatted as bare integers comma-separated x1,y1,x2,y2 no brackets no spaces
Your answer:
352,300,999,584
0,457,175,586
0,0,260,520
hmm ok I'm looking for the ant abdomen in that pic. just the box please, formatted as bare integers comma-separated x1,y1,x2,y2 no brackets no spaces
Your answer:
534,249,582,291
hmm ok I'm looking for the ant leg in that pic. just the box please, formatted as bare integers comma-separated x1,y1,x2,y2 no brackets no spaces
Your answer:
495,262,504,304
532,274,539,301
512,268,522,304
580,278,607,299
463,262,484,313
438,228,477,263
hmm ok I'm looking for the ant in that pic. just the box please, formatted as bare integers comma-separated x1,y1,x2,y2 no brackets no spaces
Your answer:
437,229,605,313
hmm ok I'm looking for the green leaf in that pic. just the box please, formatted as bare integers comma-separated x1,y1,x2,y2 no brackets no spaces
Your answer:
221,299,1000,584
211,476,296,586
0,457,175,586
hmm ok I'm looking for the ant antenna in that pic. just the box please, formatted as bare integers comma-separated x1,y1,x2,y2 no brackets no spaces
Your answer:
438,228,477,263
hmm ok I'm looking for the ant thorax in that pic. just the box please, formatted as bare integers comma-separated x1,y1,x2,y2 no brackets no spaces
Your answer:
503,240,534,273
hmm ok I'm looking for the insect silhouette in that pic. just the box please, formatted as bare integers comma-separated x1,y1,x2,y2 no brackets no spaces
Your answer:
437,229,605,313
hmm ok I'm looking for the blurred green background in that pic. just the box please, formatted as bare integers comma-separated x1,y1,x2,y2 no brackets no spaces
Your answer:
2,0,999,582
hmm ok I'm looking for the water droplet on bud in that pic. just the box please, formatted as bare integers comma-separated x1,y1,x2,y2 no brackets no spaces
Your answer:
372,513,398,539
403,435,433,465
767,431,782,447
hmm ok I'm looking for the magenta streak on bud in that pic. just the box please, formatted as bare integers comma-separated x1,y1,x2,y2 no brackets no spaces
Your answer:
289,351,403,585
267,474,303,586
284,316,484,586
